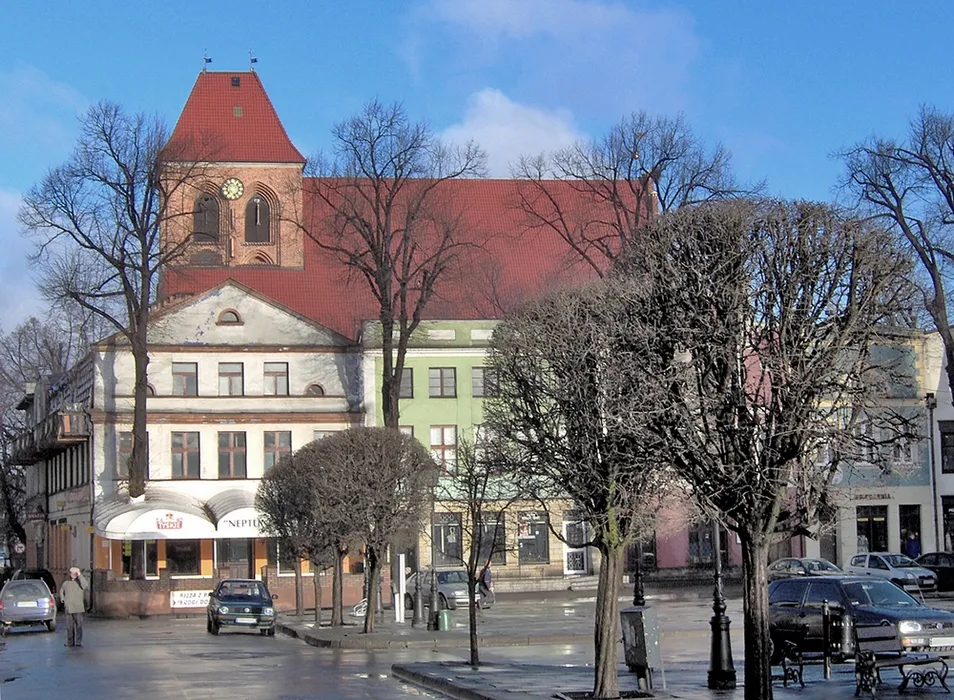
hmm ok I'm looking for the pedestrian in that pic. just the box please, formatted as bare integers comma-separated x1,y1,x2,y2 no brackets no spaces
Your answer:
905,531,921,560
60,566,88,647
478,562,492,599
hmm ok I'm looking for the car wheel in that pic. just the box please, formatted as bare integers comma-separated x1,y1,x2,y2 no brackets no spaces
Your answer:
260,628,268,636
438,594,448,611
267,627,275,637
769,635,784,666
45,620,56,633
206,616,213,634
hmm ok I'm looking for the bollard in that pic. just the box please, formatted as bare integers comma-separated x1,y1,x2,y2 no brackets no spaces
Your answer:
412,571,424,628
822,600,831,679
427,568,439,631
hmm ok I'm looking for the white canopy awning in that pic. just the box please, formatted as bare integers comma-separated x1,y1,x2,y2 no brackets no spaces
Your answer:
94,500,216,540
206,488,265,538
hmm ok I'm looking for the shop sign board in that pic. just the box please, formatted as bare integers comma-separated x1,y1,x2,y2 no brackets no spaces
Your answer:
170,590,210,608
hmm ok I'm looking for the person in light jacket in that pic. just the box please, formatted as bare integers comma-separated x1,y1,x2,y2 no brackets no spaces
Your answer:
59,566,88,647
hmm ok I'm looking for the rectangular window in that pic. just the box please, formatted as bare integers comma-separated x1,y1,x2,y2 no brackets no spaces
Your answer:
399,425,414,438
218,431,247,478
313,430,335,442
399,368,414,398
264,431,291,471
430,425,457,474
518,511,550,564
117,431,149,479
856,505,889,552
432,512,462,567
266,538,298,574
472,367,498,398
121,540,158,579
429,368,457,398
264,362,289,396
172,362,198,397
171,432,200,479
165,539,201,575
477,512,507,565
218,362,244,396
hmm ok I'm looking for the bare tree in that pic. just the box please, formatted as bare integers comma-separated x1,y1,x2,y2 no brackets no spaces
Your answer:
513,111,760,276
298,100,486,428
433,437,520,666
18,102,214,497
841,106,954,403
309,427,437,633
484,279,675,699
619,200,913,700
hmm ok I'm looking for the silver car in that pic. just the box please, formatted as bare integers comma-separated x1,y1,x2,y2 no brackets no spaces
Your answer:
0,579,57,635
405,569,495,610
845,552,938,595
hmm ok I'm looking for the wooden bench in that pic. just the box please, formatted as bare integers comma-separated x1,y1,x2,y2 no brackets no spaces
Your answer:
854,625,950,696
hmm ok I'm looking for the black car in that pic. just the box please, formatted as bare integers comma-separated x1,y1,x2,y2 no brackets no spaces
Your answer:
767,557,843,581
206,579,277,636
916,552,954,592
769,575,954,662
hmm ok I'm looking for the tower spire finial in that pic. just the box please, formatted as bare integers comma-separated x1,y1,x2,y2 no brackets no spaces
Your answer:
202,50,212,72
249,49,258,72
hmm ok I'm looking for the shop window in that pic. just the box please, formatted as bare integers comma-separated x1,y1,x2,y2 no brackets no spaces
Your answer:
245,195,270,243
122,540,158,579
429,368,457,398
857,505,888,552
192,193,219,243
472,367,498,398
172,362,198,397
218,431,247,478
165,539,201,575
688,521,728,567
218,362,244,396
430,425,457,474
117,431,149,479
941,421,954,474
477,512,507,566
264,362,289,396
432,512,462,567
171,432,200,478
266,538,298,574
399,368,413,398
518,511,549,564
216,538,253,578
264,431,291,471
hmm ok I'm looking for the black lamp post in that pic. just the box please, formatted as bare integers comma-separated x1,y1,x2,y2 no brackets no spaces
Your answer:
707,520,736,689
927,392,940,551
632,541,645,606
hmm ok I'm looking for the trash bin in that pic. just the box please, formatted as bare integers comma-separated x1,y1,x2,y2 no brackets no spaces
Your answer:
620,604,662,690
438,609,451,631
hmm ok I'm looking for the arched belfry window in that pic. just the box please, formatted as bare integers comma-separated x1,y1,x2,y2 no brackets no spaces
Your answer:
193,193,219,243
245,195,270,243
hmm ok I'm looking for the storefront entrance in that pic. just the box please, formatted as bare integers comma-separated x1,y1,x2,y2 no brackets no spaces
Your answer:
216,538,254,579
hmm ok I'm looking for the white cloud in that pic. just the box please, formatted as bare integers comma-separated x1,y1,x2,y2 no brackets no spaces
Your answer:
429,0,635,39
442,89,582,177
0,189,43,332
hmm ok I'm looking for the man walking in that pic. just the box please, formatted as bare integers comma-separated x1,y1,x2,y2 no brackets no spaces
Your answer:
60,566,87,647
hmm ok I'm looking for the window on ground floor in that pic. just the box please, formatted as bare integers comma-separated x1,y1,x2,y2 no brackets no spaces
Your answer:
165,539,201,575
432,512,462,567
476,512,507,566
266,538,299,574
122,540,158,579
518,511,549,564
856,505,888,553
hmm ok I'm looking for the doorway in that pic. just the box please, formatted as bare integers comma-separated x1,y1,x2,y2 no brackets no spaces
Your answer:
216,538,254,579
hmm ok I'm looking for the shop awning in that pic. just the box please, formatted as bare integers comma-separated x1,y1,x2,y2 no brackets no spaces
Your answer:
206,488,264,538
94,496,216,540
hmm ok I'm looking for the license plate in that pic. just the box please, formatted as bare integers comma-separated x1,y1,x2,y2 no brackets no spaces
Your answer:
931,637,954,646
235,617,256,624
17,601,38,607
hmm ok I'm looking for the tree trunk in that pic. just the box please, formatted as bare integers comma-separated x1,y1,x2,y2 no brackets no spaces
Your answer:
129,336,150,498
294,558,304,617
468,577,479,667
593,543,622,699
313,563,322,625
332,546,345,626
380,319,401,429
740,532,773,700
363,546,379,633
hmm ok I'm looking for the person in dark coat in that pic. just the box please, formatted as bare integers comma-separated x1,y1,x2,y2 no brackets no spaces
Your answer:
59,567,88,647
905,532,922,560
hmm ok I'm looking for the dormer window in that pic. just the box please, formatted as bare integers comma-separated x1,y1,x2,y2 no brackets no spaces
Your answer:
245,195,270,243
217,309,242,325
305,384,325,397
193,194,219,243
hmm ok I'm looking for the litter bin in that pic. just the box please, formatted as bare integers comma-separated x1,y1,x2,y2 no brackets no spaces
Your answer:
620,604,662,690
438,609,451,631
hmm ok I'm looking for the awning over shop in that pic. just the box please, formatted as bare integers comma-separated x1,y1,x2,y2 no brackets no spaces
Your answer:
206,488,264,538
94,496,216,540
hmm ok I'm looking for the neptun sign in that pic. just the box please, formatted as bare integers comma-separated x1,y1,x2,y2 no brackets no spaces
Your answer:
216,508,263,537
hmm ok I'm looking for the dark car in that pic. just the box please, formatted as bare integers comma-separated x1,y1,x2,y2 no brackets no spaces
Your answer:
769,575,954,662
206,579,277,636
0,579,57,635
768,557,843,581
916,552,954,592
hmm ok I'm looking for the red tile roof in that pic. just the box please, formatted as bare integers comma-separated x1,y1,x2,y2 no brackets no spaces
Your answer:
165,71,304,163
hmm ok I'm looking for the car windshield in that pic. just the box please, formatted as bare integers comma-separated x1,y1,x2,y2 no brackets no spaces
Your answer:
3,581,48,598
844,580,920,607
436,571,468,584
883,554,917,568
804,560,840,572
218,582,267,599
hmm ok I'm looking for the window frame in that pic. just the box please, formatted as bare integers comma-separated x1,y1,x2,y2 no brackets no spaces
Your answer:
172,362,198,397
431,512,463,567
171,431,200,479
472,366,498,398
192,193,220,244
429,425,457,475
117,430,149,480
264,362,289,396
428,368,457,398
218,362,245,396
264,431,292,471
517,511,550,564
245,195,271,243
165,539,201,576
399,368,414,399
218,431,247,479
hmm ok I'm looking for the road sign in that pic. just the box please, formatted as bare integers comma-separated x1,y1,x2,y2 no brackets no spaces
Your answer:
13,542,25,554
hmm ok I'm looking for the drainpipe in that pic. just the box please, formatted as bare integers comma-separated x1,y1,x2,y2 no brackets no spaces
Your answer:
927,393,940,551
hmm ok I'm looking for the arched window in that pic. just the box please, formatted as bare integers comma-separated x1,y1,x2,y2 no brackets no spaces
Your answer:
146,384,156,396
217,310,242,325
193,194,219,243
245,195,270,243
305,384,325,397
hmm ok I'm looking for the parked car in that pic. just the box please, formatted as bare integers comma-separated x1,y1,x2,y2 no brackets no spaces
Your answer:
916,552,954,592
206,579,277,636
0,578,57,635
404,569,495,611
844,552,937,595
769,575,954,663
8,568,60,611
768,557,843,582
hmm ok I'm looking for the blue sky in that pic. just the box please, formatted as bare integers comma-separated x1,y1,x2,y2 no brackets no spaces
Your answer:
1,0,952,329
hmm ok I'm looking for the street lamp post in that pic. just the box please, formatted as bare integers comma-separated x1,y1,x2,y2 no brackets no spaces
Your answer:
632,541,645,606
927,392,940,551
707,520,736,690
